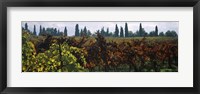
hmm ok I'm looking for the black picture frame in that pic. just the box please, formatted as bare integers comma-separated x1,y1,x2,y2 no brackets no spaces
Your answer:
0,0,200,94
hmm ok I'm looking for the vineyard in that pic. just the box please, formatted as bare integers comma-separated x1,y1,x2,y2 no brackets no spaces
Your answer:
22,30,178,72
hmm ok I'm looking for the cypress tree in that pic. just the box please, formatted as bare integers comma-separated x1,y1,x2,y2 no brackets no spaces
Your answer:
33,25,37,35
101,27,105,36
80,29,83,36
42,27,46,35
83,26,87,36
155,25,158,36
115,24,119,37
39,25,42,36
25,23,28,31
125,23,128,37
64,26,68,36
106,28,109,36
53,28,57,36
139,23,142,37
75,24,79,36
120,26,124,37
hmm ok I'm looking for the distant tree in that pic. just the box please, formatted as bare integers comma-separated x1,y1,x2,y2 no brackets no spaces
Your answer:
33,25,37,35
22,27,25,31
138,23,146,37
139,23,142,37
39,25,42,36
171,30,178,37
106,28,109,37
114,24,119,37
128,31,134,37
109,32,114,37
53,28,57,36
83,26,87,36
125,23,128,37
25,23,28,31
159,32,164,36
100,27,105,36
80,29,83,36
59,32,64,36
64,26,67,36
58,29,63,36
149,31,155,37
120,26,124,37
133,30,140,37
75,24,79,36
42,27,46,35
165,30,178,37
142,28,146,37
165,30,172,37
155,25,158,36
46,28,54,35
87,30,91,36
97,30,100,35
57,29,59,36
144,32,148,37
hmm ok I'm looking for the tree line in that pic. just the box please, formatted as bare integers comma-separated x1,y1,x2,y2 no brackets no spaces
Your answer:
22,22,178,37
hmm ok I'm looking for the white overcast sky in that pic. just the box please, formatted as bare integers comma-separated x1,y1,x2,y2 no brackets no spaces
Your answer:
22,21,178,36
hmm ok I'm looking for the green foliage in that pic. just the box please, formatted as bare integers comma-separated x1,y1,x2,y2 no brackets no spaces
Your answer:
22,31,37,72
22,31,88,72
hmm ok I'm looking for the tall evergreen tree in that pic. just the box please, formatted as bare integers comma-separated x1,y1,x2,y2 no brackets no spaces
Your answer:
125,23,128,37
115,24,119,37
42,27,46,35
39,25,42,36
139,23,142,37
64,26,68,36
101,27,105,36
33,25,37,35
97,30,100,35
106,28,109,36
57,29,60,36
120,26,124,37
155,25,158,36
87,30,91,36
75,24,79,36
53,28,57,36
80,29,83,36
83,26,87,36
25,23,28,31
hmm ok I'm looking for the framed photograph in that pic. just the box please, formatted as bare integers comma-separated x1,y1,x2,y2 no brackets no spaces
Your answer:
0,0,200,94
